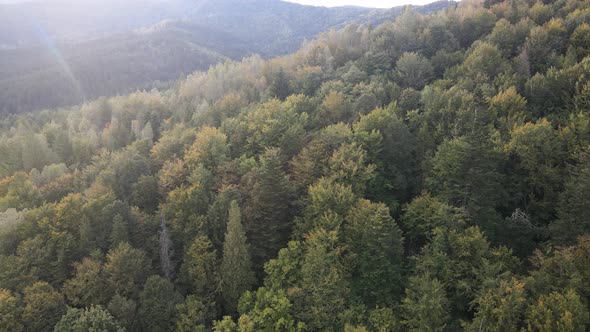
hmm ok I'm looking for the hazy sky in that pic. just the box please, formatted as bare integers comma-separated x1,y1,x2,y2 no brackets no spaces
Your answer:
285,0,436,7
0,0,437,6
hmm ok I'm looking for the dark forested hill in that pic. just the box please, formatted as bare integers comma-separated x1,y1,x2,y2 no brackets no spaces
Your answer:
0,0,454,115
3,0,590,330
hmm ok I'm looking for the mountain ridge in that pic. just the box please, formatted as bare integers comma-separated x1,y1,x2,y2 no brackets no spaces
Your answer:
0,0,455,114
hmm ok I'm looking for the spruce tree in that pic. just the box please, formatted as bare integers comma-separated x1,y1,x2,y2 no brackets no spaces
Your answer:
220,201,255,314
269,68,291,101
180,236,218,302
245,148,294,275
110,214,128,248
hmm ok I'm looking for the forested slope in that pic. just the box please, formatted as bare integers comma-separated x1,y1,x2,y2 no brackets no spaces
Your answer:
0,0,453,115
2,0,590,330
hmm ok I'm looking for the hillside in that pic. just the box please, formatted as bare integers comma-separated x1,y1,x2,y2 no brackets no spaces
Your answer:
0,0,198,47
2,0,590,330
0,0,454,114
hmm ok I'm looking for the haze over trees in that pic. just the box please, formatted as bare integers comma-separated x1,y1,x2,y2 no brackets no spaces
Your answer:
0,0,452,115
1,0,590,330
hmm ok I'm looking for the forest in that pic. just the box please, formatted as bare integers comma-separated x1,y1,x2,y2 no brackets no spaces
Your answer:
0,0,451,115
1,0,590,330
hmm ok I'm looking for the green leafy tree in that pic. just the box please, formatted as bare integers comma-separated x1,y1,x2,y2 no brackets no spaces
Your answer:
344,199,404,306
314,91,352,127
176,295,214,332
131,175,160,213
221,201,255,314
0,173,42,211
466,278,526,332
327,142,375,195
20,131,59,171
22,282,66,332
395,52,434,89
0,255,35,292
237,288,300,331
150,124,196,167
0,289,23,332
213,316,237,332
260,240,304,292
524,290,589,332
526,236,590,301
158,159,187,194
571,23,590,60
413,226,518,319
368,306,400,332
417,85,478,149
427,136,505,230
107,294,137,332
54,306,124,332
295,177,356,237
507,119,566,224
14,235,53,282
64,257,107,307
103,243,151,298
524,22,565,74
97,148,151,201
242,98,308,157
162,184,210,246
138,275,183,332
488,87,527,141
529,2,552,25
401,193,466,252
290,123,352,192
460,42,507,81
353,104,416,205
184,126,229,173
488,19,530,58
402,274,449,332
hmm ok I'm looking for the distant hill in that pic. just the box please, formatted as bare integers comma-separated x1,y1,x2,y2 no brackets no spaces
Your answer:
0,0,198,47
0,0,455,114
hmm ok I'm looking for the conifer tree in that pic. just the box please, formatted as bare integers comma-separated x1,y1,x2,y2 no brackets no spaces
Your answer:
300,229,349,330
220,201,254,314
109,214,128,248
180,236,218,302
269,68,291,101
245,148,294,275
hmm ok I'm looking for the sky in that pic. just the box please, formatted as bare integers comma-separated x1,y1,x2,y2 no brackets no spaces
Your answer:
0,0,439,6
285,0,437,7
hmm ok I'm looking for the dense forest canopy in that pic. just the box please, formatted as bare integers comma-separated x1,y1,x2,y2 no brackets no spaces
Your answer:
2,0,590,330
